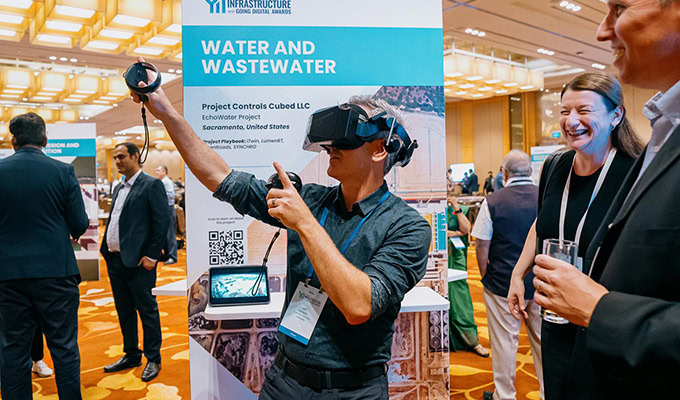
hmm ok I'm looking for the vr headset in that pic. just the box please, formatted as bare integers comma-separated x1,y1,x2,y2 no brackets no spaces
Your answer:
303,103,418,168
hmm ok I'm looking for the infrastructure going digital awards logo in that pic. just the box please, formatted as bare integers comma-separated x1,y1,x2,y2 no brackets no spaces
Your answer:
205,0,292,15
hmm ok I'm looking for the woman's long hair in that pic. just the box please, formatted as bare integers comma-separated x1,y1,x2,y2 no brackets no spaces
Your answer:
561,72,644,157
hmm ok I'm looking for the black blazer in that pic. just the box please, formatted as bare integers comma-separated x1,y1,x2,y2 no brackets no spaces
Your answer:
100,172,168,268
565,125,680,399
0,147,89,281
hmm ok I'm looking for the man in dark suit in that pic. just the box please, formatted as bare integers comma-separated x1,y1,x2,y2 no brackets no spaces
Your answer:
467,168,479,193
531,1,680,398
0,112,88,399
100,142,168,382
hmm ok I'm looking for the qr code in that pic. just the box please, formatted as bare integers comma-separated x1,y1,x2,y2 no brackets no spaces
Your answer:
208,230,244,265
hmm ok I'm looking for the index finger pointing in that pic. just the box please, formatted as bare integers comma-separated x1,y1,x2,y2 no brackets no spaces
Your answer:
273,162,293,189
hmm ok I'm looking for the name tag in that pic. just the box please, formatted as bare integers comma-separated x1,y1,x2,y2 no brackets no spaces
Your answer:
278,282,328,345
450,237,466,249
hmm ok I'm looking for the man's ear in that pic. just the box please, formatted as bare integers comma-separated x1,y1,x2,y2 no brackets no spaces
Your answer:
371,139,388,163
10,135,17,150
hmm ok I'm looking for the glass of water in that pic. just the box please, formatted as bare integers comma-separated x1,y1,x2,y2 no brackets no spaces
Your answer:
539,239,580,324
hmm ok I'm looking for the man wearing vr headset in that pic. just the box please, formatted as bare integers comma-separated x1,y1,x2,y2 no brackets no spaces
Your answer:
131,58,430,399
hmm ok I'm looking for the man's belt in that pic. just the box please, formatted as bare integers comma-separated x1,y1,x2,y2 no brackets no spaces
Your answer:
274,352,386,390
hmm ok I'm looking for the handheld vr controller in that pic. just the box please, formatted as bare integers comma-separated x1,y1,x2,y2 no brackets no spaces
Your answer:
123,62,162,164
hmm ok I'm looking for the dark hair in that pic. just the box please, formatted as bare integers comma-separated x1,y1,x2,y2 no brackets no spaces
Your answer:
158,165,168,173
116,142,141,165
561,72,644,158
9,112,47,148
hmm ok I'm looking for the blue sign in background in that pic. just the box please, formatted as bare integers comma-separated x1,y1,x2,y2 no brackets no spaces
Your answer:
44,139,96,157
183,25,443,86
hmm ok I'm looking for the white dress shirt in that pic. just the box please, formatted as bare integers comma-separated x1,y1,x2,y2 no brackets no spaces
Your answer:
161,175,175,206
636,79,680,183
106,169,143,253
471,176,535,241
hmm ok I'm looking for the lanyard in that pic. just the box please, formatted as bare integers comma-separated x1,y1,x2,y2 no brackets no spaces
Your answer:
307,190,390,280
559,148,616,245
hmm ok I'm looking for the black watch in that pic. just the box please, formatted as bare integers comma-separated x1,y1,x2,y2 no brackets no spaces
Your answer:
454,208,462,214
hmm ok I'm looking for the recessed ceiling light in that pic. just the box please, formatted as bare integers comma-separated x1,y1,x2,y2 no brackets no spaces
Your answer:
85,41,119,50
0,14,23,24
99,29,134,40
49,56,57,60
455,91,468,96
168,69,175,73
0,0,33,9
0,28,17,37
466,76,484,81
445,72,463,78
471,94,484,98
54,5,95,19
444,88,451,93
132,47,163,56
503,82,519,87
70,58,77,62
147,36,180,46
45,20,83,32
37,34,71,44
495,89,508,94
176,69,182,74
520,85,535,90
59,57,68,61
478,87,492,92
459,83,475,89
112,15,151,28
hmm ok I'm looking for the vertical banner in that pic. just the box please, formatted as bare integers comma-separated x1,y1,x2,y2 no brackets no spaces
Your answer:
183,1,447,398
0,124,99,280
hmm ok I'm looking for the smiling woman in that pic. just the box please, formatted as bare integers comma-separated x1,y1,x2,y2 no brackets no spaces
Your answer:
507,72,644,400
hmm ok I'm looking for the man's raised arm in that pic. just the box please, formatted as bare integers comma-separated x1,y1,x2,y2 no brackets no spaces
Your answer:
130,57,230,192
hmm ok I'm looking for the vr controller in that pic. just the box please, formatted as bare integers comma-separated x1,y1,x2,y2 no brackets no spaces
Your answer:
124,62,161,102
266,171,303,192
123,61,162,164
303,103,418,167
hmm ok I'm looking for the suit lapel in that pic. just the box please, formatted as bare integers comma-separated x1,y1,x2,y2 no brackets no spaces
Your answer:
120,172,145,213
611,125,680,227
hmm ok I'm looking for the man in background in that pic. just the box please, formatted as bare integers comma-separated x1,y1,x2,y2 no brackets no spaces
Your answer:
484,171,495,195
494,166,504,191
155,165,178,264
101,143,168,382
472,151,542,400
467,168,479,194
0,112,88,399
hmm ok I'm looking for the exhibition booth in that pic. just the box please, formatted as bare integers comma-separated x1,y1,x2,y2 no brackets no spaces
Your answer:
0,0,655,399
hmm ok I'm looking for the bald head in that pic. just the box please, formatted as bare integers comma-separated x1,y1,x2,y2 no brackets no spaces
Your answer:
502,150,532,179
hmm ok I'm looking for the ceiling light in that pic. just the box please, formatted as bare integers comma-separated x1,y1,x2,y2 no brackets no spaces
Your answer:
99,96,119,101
132,47,163,56
572,5,581,11
99,29,134,39
168,69,175,73
45,20,83,32
503,82,518,87
0,94,19,98
444,88,451,93
37,92,55,96
112,15,151,28
592,63,606,70
445,72,463,78
0,0,32,9
485,79,501,84
37,34,71,44
3,89,24,94
147,36,179,46
49,56,57,60
175,52,182,59
63,98,81,103
471,30,479,35
471,94,484,98
70,58,77,63
566,3,575,9
0,14,23,24
466,76,484,81
70,94,88,98
85,41,119,50
54,5,95,19
165,24,181,33
478,32,486,37
0,29,17,37
560,0,569,5
495,89,508,94
478,87,492,92
444,81,455,86
454,91,467,96
31,96,52,101
60,57,68,61
459,83,475,89
92,100,110,104
520,85,535,90
465,28,472,34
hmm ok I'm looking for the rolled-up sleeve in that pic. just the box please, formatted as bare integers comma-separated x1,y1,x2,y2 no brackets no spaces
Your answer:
212,170,283,227
364,217,431,319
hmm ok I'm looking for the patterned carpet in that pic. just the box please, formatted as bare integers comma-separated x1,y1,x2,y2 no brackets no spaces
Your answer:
449,247,541,400
25,235,539,399
27,233,191,400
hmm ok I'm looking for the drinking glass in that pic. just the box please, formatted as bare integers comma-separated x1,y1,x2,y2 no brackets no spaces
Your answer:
539,239,579,324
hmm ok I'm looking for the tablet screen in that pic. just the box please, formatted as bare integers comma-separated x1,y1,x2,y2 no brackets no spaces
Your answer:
209,266,270,306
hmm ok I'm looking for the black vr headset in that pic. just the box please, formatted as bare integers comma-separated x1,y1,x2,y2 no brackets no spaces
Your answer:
303,103,418,168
